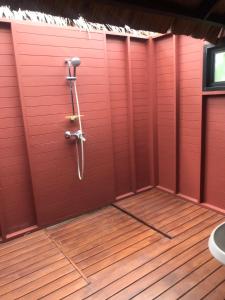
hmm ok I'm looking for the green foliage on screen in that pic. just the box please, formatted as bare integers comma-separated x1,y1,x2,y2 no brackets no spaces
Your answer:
214,51,225,82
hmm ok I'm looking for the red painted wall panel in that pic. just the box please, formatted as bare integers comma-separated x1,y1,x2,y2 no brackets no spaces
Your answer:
204,97,225,210
2,19,225,239
130,38,151,190
178,36,203,201
12,23,115,226
155,36,175,192
0,25,36,236
106,36,132,197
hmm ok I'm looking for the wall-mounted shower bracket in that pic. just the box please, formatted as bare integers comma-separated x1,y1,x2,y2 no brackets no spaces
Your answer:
66,76,77,81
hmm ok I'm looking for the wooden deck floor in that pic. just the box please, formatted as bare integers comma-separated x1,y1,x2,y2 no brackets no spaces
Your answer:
0,188,225,299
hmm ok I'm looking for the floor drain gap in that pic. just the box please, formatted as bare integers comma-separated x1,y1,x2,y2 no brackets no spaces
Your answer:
112,203,173,239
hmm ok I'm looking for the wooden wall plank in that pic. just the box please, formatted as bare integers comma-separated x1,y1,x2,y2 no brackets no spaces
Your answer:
155,36,175,193
204,96,225,210
126,37,136,193
106,35,132,198
177,36,203,202
0,24,36,237
130,38,151,191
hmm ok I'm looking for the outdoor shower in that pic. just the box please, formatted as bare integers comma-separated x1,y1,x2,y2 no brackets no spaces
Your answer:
64,57,86,180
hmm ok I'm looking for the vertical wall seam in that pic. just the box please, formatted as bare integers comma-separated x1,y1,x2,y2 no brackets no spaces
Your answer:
0,182,7,241
148,38,158,186
103,33,116,201
173,35,179,194
200,96,207,203
126,36,137,193
200,40,206,203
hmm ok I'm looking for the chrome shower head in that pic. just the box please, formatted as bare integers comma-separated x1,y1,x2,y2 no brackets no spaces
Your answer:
70,57,81,67
66,57,81,67
65,57,81,80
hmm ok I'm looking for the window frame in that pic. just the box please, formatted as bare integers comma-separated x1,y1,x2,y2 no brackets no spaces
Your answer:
203,43,225,91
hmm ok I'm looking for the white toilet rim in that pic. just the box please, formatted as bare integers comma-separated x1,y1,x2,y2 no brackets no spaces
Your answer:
208,221,225,265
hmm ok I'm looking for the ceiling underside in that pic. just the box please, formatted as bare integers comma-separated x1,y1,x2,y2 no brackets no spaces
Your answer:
2,0,225,43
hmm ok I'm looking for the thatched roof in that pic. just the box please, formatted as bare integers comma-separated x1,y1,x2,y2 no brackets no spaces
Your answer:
0,6,152,38
1,0,225,43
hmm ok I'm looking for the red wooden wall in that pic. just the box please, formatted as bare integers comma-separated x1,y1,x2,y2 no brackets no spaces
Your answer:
1,19,225,241
0,24,36,239
155,36,175,192
178,36,203,201
130,38,151,191
0,21,152,241
153,34,225,214
107,36,132,197
204,97,225,211
11,22,116,227
107,36,152,198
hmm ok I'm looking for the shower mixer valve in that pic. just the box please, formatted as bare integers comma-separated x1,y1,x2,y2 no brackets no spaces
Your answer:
64,130,86,142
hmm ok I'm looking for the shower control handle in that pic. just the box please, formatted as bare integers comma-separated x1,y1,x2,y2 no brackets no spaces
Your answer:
64,130,86,142
65,131,72,139
77,130,86,142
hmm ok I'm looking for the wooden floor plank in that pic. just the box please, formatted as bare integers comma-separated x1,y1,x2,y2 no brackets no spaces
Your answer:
167,210,216,236
0,251,64,287
0,235,50,264
83,231,161,277
76,228,155,270
140,200,189,222
87,218,225,299
66,221,143,257
0,188,224,300
41,277,87,299
159,206,205,232
0,246,61,278
0,259,70,296
180,265,225,299
18,271,82,299
94,238,208,300
117,190,162,209
2,266,79,300
154,259,221,300
0,242,55,270
149,202,194,225
132,254,219,299
203,280,225,300
155,205,203,228
53,209,126,242
123,195,181,217
72,224,147,263
62,218,136,251
117,194,175,216
115,188,216,237
64,216,224,299
0,231,46,257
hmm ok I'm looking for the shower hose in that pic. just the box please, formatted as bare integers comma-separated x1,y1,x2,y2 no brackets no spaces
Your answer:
73,80,84,180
